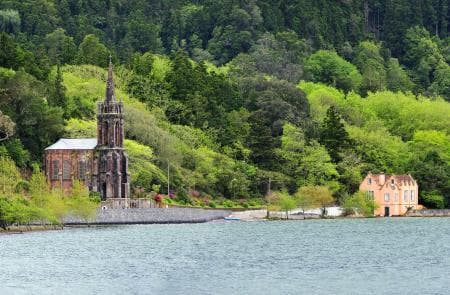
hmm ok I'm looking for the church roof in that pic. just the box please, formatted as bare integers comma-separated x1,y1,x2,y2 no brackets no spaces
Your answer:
45,138,97,150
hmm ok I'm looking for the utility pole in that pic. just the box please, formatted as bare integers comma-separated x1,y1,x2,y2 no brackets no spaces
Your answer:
167,159,170,197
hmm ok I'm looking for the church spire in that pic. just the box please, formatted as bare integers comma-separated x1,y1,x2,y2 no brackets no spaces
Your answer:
105,55,116,102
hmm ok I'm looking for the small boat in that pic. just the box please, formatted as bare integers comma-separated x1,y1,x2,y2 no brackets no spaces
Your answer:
224,217,241,221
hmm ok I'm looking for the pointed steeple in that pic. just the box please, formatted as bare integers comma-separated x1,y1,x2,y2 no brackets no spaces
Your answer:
105,55,116,102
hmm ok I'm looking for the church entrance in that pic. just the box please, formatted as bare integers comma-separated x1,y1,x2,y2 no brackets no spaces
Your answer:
102,183,107,201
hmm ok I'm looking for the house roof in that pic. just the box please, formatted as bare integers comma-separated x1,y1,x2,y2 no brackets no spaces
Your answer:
45,138,97,150
366,173,417,187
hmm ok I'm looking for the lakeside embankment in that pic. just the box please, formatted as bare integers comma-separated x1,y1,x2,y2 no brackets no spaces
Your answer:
405,209,450,217
63,207,231,225
1,208,231,233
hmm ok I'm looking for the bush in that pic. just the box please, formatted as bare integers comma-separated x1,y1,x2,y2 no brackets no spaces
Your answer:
421,192,445,209
342,191,378,217
222,199,235,208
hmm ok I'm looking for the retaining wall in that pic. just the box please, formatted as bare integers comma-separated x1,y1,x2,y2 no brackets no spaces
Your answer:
405,209,450,217
63,208,232,225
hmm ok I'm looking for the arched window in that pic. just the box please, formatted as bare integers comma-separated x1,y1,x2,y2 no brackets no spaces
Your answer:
115,121,120,146
101,156,107,172
63,160,71,180
103,121,108,145
52,160,59,180
113,153,118,171
78,160,86,180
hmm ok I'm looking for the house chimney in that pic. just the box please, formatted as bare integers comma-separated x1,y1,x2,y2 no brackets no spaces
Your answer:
379,173,385,185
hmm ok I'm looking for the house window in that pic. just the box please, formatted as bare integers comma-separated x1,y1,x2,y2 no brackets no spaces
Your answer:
368,178,372,185
411,191,415,202
63,160,71,180
78,160,86,180
384,193,390,202
391,179,395,185
404,190,409,202
366,190,374,200
52,160,59,180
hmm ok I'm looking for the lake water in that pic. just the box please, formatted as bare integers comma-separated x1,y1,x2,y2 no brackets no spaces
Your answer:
1,218,450,295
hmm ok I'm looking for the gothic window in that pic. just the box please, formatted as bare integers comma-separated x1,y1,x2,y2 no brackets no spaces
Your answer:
101,156,107,172
52,160,59,180
63,160,71,180
104,121,108,145
384,193,390,202
113,153,118,171
115,121,120,146
403,190,408,202
78,160,86,180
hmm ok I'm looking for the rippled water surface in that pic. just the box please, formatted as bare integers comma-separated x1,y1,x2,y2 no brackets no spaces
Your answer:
1,218,450,295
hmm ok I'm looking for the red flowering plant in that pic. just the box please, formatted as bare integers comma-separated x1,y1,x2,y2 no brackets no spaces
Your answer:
154,194,164,203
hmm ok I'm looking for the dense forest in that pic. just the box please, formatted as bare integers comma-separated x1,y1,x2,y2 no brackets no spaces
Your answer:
0,0,449,212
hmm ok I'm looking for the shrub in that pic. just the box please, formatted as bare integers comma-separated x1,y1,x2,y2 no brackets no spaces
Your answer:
222,199,235,208
421,192,445,209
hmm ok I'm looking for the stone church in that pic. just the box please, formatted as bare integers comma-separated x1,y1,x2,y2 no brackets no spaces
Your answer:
44,61,130,201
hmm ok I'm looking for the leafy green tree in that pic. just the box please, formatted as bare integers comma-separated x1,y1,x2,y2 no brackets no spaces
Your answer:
421,192,445,209
277,124,338,188
0,9,21,34
295,188,315,215
207,3,262,64
67,179,98,222
348,125,410,173
0,156,21,195
44,28,77,64
386,58,414,93
354,41,387,95
408,151,450,206
319,106,351,162
305,50,362,93
123,14,163,54
0,110,15,142
131,52,155,76
49,65,68,116
0,32,17,68
342,191,378,217
77,34,109,67
277,191,296,219
1,139,30,167
0,70,64,160
296,186,335,216
404,26,445,92
428,62,450,100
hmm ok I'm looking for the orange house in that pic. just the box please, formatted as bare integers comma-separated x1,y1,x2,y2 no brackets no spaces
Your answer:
359,173,419,216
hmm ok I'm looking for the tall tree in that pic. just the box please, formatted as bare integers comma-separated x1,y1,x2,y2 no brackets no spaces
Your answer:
76,34,109,67
319,106,351,163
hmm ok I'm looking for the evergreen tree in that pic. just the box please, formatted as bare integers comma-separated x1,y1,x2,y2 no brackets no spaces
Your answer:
49,65,67,116
319,106,351,163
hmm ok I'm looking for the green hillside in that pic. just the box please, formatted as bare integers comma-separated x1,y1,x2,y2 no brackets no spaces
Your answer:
0,0,449,209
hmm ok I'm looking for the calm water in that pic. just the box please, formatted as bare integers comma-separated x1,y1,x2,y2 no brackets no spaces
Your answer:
1,218,450,295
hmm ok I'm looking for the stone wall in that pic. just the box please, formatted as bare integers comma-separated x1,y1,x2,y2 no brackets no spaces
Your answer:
405,209,450,217
63,208,232,225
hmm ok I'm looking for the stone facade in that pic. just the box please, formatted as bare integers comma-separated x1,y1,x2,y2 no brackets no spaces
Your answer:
359,173,419,217
45,147,96,191
95,61,130,200
44,61,130,201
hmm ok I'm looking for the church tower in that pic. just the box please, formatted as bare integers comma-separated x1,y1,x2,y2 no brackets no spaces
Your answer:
95,59,130,200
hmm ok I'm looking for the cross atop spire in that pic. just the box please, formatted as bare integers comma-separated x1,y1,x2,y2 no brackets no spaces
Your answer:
105,57,116,102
